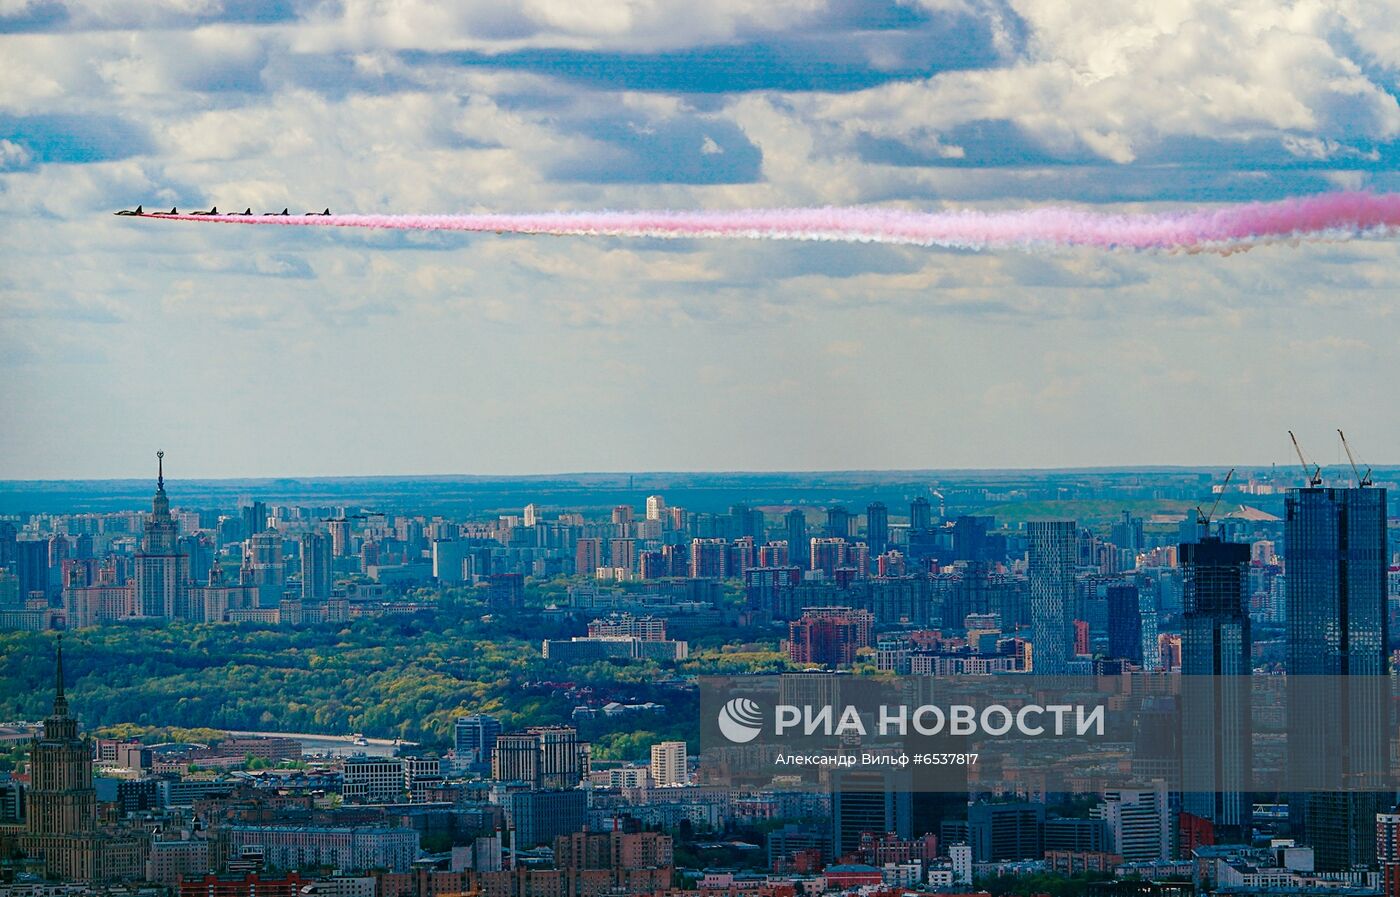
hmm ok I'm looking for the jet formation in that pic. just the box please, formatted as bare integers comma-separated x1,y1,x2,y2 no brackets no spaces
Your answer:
114,206,331,216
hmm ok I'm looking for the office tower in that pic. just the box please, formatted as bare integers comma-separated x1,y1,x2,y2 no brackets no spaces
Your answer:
133,453,190,619
246,531,285,607
431,539,467,585
825,506,853,539
21,641,144,882
689,538,728,578
342,757,406,803
829,768,913,857
1286,486,1389,871
508,789,588,848
454,714,502,767
784,511,808,568
1028,520,1076,674
241,500,268,538
787,607,875,667
300,532,333,601
645,495,666,521
1107,583,1144,663
649,741,688,786
1102,784,1170,863
967,802,1045,862
866,503,889,556
574,538,602,576
328,518,352,557
909,497,932,533
1179,536,1253,840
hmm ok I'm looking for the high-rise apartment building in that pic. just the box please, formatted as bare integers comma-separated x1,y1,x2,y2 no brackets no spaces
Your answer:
1028,520,1077,674
300,532,333,602
865,503,889,556
491,727,589,790
784,511,808,569
649,741,688,787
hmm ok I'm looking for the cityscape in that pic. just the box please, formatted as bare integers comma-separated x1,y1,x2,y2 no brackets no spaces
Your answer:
1,454,1398,897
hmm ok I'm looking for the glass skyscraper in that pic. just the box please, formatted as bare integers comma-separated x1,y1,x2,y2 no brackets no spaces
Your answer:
1285,486,1389,871
1179,536,1253,839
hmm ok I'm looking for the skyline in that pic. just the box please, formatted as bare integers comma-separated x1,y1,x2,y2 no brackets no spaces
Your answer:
7,1,1400,477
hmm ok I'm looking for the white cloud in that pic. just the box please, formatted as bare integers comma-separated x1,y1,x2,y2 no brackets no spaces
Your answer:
803,0,1400,163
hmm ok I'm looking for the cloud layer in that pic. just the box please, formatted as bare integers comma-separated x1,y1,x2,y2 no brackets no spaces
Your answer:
4,0,1400,477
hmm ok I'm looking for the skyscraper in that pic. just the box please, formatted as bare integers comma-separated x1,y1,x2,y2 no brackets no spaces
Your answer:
1106,582,1143,664
454,713,502,767
1179,536,1252,840
21,639,144,882
241,500,268,539
909,497,932,533
1285,485,1389,871
246,531,285,607
866,502,889,556
300,532,333,602
1028,520,1076,674
825,506,852,539
784,510,808,569
133,452,190,620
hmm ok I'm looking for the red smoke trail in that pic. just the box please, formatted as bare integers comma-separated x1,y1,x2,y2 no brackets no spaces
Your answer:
139,191,1400,254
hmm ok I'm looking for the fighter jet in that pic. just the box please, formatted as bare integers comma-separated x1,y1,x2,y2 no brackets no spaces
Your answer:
231,208,253,216
191,206,219,216
303,208,331,216
263,208,290,216
114,205,144,216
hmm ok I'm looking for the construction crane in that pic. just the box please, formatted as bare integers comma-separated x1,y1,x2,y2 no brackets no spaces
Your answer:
1337,429,1373,487
1196,467,1236,530
1289,431,1323,487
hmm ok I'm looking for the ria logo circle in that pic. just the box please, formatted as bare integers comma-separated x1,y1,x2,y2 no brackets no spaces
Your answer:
718,697,764,743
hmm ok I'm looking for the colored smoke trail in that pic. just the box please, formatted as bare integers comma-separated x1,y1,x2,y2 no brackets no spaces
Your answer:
141,191,1400,254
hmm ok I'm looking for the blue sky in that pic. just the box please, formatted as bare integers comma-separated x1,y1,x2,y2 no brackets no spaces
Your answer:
3,0,1400,478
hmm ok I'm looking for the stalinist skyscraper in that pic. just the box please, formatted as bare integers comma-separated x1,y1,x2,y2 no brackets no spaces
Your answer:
20,638,145,882
132,451,190,619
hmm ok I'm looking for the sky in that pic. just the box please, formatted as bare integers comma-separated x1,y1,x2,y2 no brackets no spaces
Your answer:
3,0,1400,479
